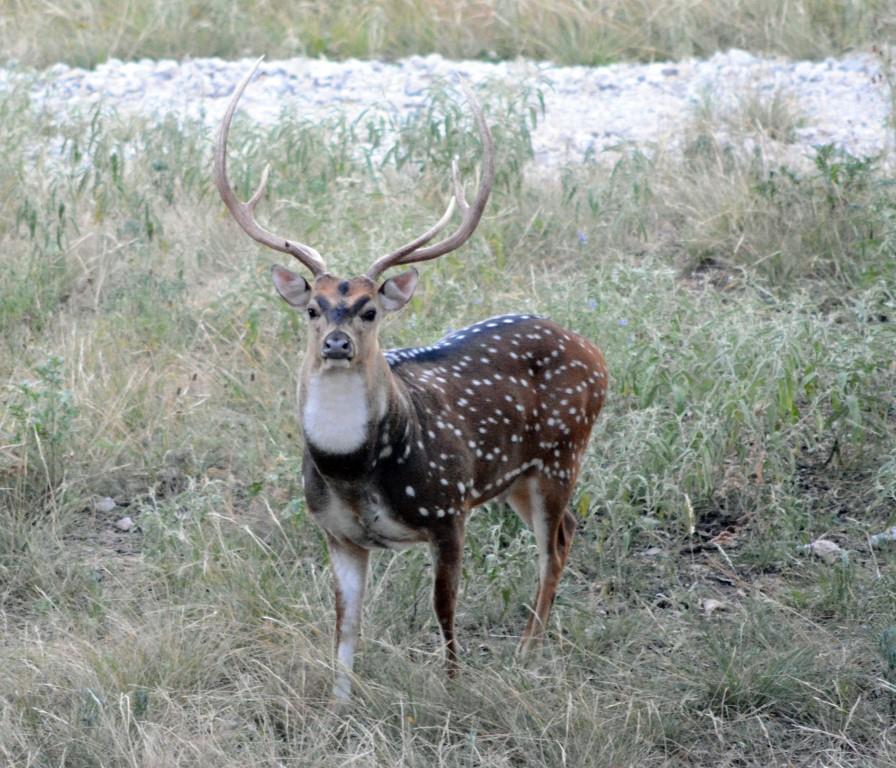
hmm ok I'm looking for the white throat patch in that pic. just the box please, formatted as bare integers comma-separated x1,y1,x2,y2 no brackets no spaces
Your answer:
303,371,369,454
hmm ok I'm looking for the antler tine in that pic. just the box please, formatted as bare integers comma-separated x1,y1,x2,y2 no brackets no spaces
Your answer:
366,81,495,280
214,57,328,277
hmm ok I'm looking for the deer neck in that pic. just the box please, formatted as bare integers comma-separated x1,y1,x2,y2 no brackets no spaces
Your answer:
299,353,409,464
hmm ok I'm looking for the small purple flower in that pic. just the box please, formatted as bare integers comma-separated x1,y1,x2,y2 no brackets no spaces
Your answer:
586,297,598,311
577,229,588,245
618,318,629,327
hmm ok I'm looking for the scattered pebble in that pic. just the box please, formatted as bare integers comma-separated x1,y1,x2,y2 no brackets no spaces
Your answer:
701,598,727,617
870,526,896,546
114,516,135,532
1,49,890,165
800,538,846,565
94,496,117,514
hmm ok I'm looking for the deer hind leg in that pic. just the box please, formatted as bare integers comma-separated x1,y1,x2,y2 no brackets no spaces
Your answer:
430,522,465,676
506,474,577,655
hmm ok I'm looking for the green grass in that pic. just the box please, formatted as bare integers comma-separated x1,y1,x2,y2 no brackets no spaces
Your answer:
1,79,895,766
2,0,895,68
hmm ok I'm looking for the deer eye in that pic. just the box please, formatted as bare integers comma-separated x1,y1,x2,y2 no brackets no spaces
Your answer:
361,309,377,322
307,307,319,319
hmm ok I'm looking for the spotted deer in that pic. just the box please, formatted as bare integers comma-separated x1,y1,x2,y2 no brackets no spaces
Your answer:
215,61,608,701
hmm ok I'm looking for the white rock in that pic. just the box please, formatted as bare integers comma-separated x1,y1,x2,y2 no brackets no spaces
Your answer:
801,539,846,565
114,516,135,532
870,527,896,546
701,598,727,616
94,496,117,513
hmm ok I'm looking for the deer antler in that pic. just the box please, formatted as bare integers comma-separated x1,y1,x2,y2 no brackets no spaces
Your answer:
214,57,328,277
365,81,495,280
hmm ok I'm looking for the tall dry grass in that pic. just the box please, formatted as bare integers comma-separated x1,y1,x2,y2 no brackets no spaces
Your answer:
2,0,895,68
0,78,894,766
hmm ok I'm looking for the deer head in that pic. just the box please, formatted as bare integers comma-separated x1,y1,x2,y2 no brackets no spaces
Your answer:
213,58,495,378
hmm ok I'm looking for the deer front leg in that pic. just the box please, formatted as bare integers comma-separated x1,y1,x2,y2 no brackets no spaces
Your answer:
326,534,369,702
430,524,464,675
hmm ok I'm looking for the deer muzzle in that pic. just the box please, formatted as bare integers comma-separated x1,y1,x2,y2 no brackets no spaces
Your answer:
321,330,354,360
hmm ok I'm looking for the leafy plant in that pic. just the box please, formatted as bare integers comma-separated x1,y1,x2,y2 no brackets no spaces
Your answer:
5,355,77,499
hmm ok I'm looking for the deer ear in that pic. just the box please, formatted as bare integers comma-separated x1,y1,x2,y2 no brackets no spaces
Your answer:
271,265,312,308
379,268,419,312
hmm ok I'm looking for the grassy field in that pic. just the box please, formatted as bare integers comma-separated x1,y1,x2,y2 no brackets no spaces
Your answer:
2,0,896,68
1,70,895,766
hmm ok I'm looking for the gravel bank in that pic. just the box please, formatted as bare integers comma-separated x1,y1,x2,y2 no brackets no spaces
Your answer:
4,50,891,165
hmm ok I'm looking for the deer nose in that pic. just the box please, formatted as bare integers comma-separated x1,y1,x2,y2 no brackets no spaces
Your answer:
322,331,354,360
